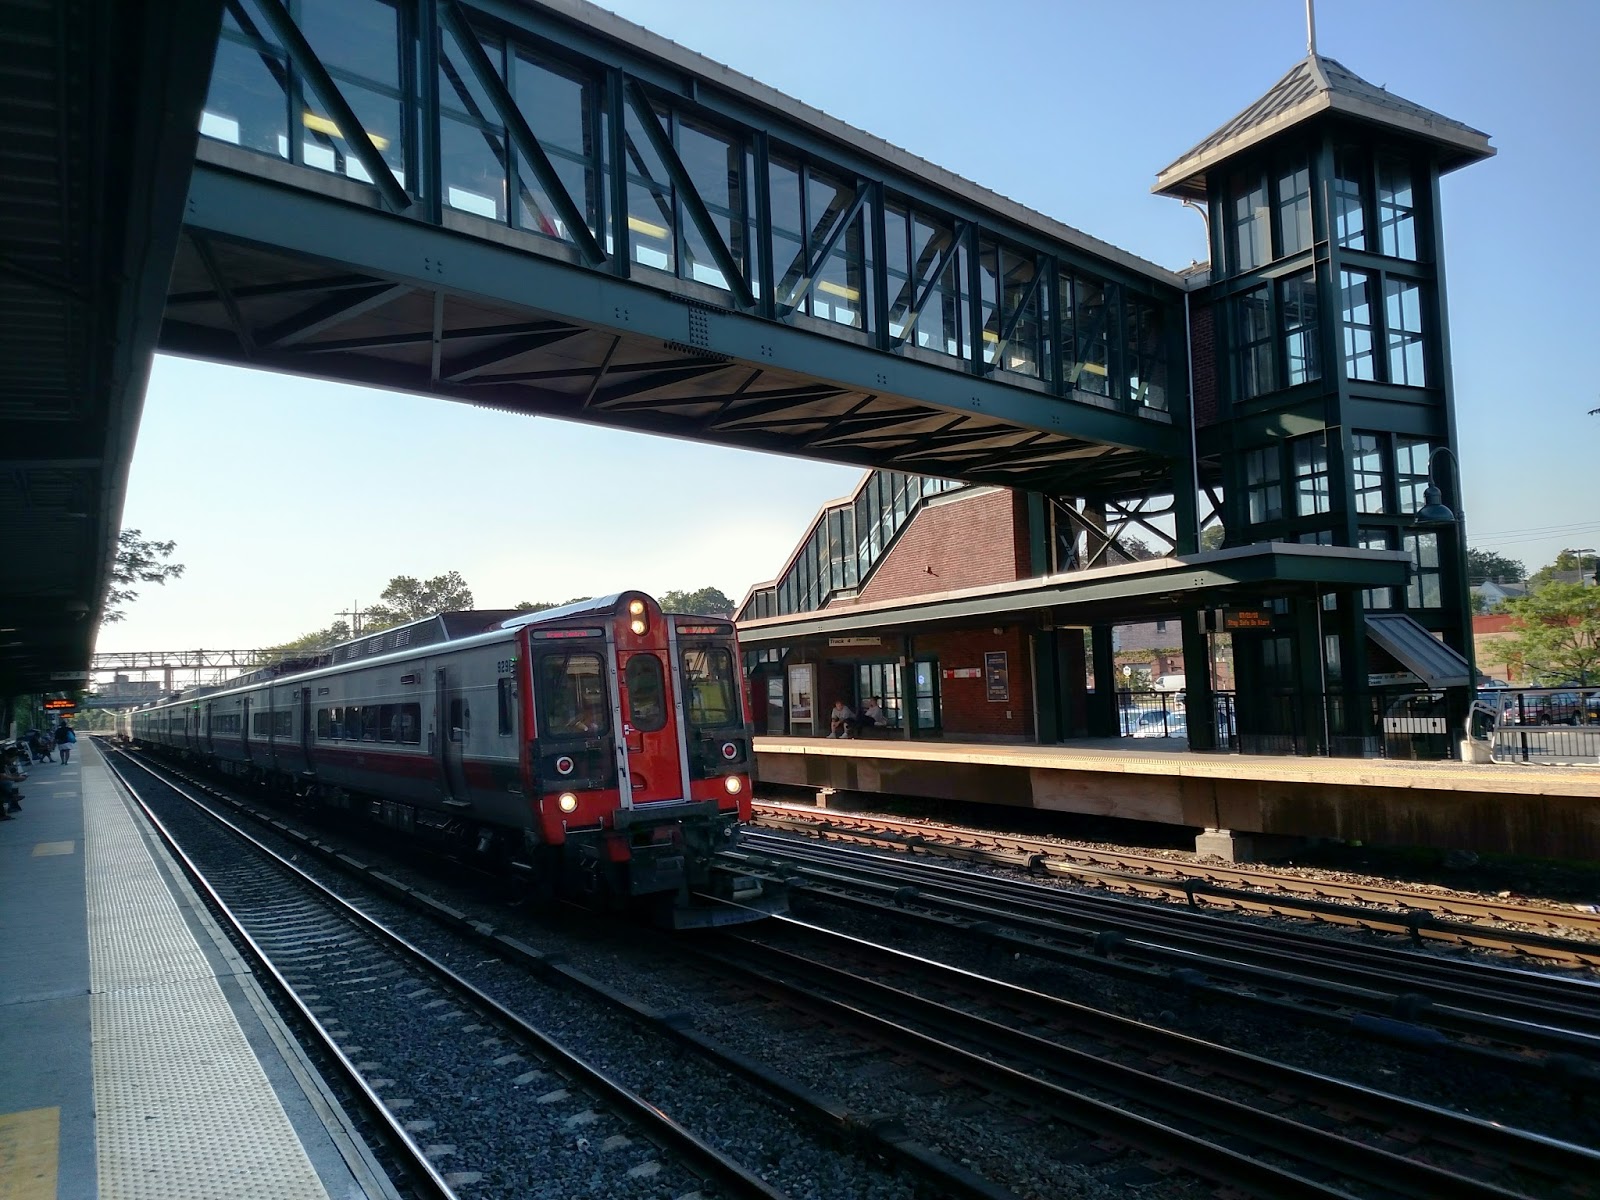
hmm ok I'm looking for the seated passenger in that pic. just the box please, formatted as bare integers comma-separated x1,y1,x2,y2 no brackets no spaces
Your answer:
828,699,855,739
858,697,884,732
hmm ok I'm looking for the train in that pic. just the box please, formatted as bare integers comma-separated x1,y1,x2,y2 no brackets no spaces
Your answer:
120,593,778,926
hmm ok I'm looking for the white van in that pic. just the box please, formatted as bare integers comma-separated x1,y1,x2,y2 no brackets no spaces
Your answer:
1152,674,1187,693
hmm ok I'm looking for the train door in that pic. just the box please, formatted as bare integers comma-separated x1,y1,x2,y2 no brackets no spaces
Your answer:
242,696,253,763
300,688,313,759
614,644,684,805
435,666,470,803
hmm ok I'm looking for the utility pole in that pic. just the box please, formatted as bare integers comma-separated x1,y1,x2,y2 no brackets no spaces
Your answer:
336,602,367,637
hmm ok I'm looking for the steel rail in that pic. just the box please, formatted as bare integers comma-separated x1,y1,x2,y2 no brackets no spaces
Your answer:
104,751,792,1200
753,802,1600,958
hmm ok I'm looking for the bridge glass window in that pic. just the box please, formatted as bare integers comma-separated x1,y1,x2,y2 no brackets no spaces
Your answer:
1276,156,1312,258
623,98,675,273
1233,286,1273,400
301,85,405,188
675,118,747,291
998,249,1046,380
299,0,400,90
1064,275,1113,399
1228,169,1269,273
624,654,667,732
1280,270,1319,386
1334,149,1367,250
202,25,290,159
1244,446,1282,524
513,52,601,242
1384,279,1427,387
1352,432,1385,514
909,211,962,357
768,155,805,306
1376,155,1417,260
1340,270,1376,381
1124,298,1166,410
977,240,1000,366
806,170,872,330
439,29,507,222
1292,433,1331,517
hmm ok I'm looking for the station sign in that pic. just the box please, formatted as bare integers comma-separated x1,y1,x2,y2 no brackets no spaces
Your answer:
49,670,89,681
827,636,881,647
43,698,77,714
1215,608,1275,632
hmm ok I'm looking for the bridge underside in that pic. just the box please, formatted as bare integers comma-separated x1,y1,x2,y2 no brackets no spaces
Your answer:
162,160,1182,497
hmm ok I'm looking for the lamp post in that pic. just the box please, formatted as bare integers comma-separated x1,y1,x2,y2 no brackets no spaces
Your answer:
1411,445,1480,745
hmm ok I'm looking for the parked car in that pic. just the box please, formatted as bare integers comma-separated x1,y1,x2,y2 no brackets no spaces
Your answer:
1131,710,1185,738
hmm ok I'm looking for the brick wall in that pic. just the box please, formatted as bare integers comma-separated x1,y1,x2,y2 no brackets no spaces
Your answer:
918,626,1034,740
843,488,1028,607
1190,299,1218,428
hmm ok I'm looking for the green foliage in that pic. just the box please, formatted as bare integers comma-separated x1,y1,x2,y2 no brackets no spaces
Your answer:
262,620,352,658
1528,549,1599,591
364,572,474,631
1199,525,1226,552
102,529,184,623
659,586,736,616
1497,582,1600,684
1466,548,1525,586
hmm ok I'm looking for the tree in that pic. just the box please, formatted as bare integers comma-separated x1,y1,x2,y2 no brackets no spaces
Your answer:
1496,582,1600,684
262,620,351,658
659,586,736,617
1528,549,1599,591
1199,525,1226,552
101,529,184,622
1466,548,1525,586
363,572,474,631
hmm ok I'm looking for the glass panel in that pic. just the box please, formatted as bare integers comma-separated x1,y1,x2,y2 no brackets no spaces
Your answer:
202,36,290,157
538,653,608,737
1340,269,1375,381
682,647,739,727
513,53,599,241
1293,435,1330,516
1280,270,1319,386
1229,171,1269,272
302,81,405,185
440,117,506,220
1377,155,1417,259
909,212,960,355
1234,286,1273,399
768,155,805,305
1071,276,1111,396
1276,157,1312,257
884,202,911,338
1128,298,1166,408
1000,249,1041,377
299,0,400,88
438,26,501,123
1360,527,1396,609
1395,436,1432,513
623,101,673,273
1245,445,1282,524
676,117,744,290
977,240,1000,365
806,170,868,327
1384,279,1427,387
1352,432,1385,514
1404,532,1443,608
1334,149,1366,250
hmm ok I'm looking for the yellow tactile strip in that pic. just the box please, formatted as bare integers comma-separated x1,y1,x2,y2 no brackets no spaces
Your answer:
83,758,330,1199
0,1106,59,1200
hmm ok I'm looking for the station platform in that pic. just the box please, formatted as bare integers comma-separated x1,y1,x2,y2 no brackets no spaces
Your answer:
0,738,395,1199
754,736,1600,861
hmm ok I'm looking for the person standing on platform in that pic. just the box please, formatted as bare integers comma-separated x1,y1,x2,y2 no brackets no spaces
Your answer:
55,721,75,764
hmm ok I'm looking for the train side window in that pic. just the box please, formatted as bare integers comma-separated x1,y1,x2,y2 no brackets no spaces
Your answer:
329,706,344,739
378,704,397,742
625,654,667,732
497,678,516,736
449,698,464,742
538,653,608,739
398,703,421,744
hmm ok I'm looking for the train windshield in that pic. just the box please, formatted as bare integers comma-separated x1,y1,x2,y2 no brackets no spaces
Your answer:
537,652,609,739
681,646,739,728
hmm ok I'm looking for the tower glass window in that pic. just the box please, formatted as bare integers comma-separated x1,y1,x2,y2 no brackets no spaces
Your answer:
1384,279,1428,386
1233,286,1273,399
1404,531,1443,609
1376,155,1417,260
1359,527,1396,609
1228,170,1269,272
1280,270,1319,385
1352,432,1385,514
1340,270,1376,381
1291,434,1331,516
1395,437,1433,514
1333,149,1366,250
1245,446,1282,524
1276,157,1312,257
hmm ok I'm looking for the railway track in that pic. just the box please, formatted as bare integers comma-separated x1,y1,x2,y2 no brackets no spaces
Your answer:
753,801,1600,965
105,745,1024,1200
686,916,1600,1200
727,831,1600,1083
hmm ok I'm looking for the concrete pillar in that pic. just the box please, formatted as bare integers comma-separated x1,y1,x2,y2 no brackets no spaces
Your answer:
1291,594,1328,756
1181,612,1217,751
1196,827,1255,863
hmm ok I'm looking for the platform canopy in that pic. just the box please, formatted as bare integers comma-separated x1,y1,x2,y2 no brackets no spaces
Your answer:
736,542,1411,647
1364,613,1473,689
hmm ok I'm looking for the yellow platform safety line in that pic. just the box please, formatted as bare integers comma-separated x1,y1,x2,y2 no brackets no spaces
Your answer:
0,1107,59,1200
30,842,74,858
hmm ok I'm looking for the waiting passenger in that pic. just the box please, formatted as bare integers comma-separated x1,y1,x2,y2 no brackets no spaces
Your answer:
828,699,855,739
1,749,27,816
54,722,75,764
859,697,884,732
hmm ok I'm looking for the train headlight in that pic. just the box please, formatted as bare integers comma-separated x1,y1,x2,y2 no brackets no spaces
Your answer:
627,599,648,635
628,599,645,616
629,618,647,635
724,776,743,795
558,792,579,812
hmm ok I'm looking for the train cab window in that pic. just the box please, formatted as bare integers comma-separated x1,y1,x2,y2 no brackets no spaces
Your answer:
538,653,608,739
681,646,739,728
624,654,667,732
497,678,516,736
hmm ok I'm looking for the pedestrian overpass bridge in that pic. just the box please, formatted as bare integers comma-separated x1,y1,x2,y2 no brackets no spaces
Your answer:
1,0,1197,694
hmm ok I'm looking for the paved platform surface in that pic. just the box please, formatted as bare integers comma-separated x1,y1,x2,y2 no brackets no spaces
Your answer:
0,738,393,1198
756,736,1600,798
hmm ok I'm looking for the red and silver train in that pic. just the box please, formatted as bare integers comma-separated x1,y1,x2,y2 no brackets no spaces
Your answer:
123,593,773,923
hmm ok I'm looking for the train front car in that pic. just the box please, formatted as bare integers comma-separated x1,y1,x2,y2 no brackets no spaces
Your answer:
515,593,780,927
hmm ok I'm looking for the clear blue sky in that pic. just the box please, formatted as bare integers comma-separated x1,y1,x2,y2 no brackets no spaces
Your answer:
101,0,1600,651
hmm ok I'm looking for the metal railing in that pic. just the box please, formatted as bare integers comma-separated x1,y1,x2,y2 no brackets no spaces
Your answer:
1481,688,1600,764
